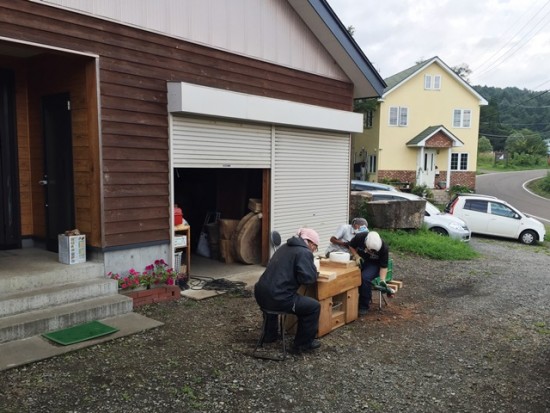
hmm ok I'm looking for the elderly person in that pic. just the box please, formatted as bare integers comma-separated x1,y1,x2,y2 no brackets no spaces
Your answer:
347,231,393,316
254,228,321,354
325,217,368,257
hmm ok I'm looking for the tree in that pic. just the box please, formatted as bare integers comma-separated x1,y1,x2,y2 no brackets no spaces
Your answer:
505,129,547,156
478,136,493,153
451,63,472,82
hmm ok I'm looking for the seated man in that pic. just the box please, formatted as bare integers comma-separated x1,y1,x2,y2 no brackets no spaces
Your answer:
254,228,322,354
347,231,393,316
325,217,368,257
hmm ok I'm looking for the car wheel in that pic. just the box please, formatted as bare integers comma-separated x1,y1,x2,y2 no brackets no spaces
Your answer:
430,227,448,236
519,230,537,245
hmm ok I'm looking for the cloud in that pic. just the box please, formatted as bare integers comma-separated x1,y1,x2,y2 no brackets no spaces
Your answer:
327,0,550,90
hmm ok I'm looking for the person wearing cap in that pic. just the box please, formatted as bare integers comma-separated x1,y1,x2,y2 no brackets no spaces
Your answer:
254,228,322,354
347,231,393,315
325,217,368,257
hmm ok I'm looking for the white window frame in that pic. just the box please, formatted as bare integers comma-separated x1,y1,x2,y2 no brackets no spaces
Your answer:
433,75,441,90
389,106,408,126
451,153,468,171
424,75,432,89
453,109,471,128
424,74,441,90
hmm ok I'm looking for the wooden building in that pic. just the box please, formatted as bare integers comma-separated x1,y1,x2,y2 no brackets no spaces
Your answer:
0,0,385,273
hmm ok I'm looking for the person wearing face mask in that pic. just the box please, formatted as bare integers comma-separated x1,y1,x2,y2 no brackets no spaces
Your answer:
325,217,368,258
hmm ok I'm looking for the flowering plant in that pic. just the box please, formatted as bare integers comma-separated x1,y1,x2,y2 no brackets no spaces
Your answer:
108,268,141,290
108,260,176,290
141,259,175,287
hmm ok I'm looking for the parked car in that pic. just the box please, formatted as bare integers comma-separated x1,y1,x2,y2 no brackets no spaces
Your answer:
366,190,471,241
351,180,399,192
444,193,546,245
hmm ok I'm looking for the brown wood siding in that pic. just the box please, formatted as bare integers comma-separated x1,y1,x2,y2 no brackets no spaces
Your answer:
0,0,355,248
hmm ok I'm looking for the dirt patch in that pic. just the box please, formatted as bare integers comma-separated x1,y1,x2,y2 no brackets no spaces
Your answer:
0,238,549,412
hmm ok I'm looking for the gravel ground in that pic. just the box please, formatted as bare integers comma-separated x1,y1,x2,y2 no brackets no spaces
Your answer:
1,237,549,413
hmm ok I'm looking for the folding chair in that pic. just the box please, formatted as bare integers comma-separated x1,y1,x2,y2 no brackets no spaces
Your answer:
270,230,281,254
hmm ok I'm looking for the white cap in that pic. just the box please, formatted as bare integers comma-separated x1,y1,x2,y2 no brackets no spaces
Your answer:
365,231,382,251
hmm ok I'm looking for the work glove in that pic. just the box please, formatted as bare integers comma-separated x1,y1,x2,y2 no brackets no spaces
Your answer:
353,255,364,269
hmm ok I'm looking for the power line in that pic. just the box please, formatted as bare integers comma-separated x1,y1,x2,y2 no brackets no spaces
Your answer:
474,5,550,81
471,0,550,75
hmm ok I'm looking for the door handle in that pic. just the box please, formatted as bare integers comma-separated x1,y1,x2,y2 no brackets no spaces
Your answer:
38,180,48,186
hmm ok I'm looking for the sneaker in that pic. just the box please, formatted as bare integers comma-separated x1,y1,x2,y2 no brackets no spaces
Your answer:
358,307,369,316
290,339,321,354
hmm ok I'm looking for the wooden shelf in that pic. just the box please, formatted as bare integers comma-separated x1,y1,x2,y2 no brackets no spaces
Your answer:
174,225,191,277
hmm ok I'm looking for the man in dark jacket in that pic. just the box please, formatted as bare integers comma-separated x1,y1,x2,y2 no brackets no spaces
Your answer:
254,228,321,353
347,231,393,315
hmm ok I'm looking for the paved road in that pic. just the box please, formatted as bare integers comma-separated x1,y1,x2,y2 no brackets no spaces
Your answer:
476,169,550,224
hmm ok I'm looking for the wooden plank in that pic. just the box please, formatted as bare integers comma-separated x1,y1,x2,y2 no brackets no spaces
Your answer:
389,280,403,288
316,266,361,301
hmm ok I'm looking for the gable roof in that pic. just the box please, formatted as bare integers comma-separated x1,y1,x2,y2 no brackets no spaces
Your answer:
288,0,386,99
406,125,464,147
382,56,488,105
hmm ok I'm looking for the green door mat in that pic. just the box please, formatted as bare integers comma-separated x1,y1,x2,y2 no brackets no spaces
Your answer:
42,320,119,346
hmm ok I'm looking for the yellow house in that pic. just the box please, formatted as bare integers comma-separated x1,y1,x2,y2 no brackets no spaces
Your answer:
353,56,487,190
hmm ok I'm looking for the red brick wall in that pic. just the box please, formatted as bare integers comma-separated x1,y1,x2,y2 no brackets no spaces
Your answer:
426,133,453,148
449,171,476,190
378,170,416,184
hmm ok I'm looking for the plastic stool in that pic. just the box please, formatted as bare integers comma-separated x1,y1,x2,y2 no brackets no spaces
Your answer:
252,309,289,361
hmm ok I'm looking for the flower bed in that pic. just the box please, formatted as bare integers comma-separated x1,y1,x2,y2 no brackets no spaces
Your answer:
121,285,180,308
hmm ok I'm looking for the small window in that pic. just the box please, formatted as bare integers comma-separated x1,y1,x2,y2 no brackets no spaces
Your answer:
424,75,432,89
424,74,441,90
389,106,408,126
451,153,468,171
363,110,373,129
453,109,472,128
433,75,441,90
464,199,488,213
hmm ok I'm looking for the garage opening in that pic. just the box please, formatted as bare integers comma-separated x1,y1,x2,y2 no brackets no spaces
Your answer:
173,167,267,270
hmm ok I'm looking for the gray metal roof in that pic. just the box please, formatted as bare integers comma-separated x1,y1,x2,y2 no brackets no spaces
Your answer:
406,125,464,147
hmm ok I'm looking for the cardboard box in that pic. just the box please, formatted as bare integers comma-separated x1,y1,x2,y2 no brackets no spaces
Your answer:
58,234,86,265
248,198,262,213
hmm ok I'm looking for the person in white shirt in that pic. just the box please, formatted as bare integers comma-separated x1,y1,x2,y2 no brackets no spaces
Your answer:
325,217,368,257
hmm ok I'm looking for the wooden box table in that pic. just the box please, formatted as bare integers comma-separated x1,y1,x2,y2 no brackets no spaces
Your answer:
287,260,361,337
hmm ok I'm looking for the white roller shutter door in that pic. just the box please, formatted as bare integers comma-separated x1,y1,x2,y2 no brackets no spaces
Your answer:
171,116,272,168
273,127,351,253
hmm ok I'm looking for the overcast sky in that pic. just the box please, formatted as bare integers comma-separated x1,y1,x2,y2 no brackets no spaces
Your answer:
327,0,550,91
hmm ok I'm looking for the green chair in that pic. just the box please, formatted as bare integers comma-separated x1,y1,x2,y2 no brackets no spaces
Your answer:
371,258,394,310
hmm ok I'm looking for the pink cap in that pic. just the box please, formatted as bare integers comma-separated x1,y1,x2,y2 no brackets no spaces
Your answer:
297,228,320,245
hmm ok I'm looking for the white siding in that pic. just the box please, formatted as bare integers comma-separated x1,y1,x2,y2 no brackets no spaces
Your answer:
171,116,272,168
273,127,351,253
34,0,348,81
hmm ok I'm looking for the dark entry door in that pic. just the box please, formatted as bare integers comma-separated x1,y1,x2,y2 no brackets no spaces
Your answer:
42,93,74,252
0,68,21,250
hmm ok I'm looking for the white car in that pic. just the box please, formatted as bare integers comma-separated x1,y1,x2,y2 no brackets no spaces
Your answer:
445,194,546,245
366,190,471,241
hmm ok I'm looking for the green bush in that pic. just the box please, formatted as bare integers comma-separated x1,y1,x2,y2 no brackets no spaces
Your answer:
539,172,550,192
508,153,545,167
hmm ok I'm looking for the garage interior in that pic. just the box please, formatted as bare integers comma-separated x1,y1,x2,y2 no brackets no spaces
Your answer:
173,167,267,277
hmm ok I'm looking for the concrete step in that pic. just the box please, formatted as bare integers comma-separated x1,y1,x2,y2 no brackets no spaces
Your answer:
0,294,133,344
0,278,119,318
0,260,105,296
0,312,163,371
